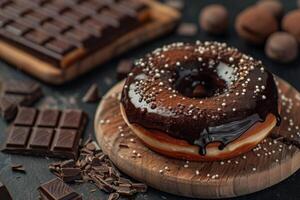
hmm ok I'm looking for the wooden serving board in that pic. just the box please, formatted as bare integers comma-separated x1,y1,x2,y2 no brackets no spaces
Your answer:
0,0,180,85
94,77,300,199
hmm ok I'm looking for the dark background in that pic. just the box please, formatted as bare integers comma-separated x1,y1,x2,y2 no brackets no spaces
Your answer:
0,0,299,199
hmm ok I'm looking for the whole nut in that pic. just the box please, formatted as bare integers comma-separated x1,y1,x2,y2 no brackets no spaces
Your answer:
235,6,278,44
282,10,300,42
256,0,283,18
265,32,298,63
199,4,229,35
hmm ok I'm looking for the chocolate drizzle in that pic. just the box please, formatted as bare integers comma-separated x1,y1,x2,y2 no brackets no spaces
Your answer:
121,41,280,155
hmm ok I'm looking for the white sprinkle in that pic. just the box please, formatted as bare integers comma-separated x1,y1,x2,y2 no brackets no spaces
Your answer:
252,167,256,171
195,170,200,175
262,95,266,100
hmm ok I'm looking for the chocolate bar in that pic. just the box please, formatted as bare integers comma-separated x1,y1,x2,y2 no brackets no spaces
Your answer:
2,107,87,159
38,178,82,200
0,0,150,68
0,80,43,121
0,181,12,200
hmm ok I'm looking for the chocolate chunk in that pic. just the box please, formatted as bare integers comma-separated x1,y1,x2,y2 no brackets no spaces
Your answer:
199,4,228,35
235,6,278,44
0,97,18,121
177,23,197,36
0,182,12,200
82,84,101,103
0,79,43,122
265,32,298,63
38,178,82,200
61,168,82,182
116,59,134,80
4,79,42,96
2,108,87,159
282,10,300,42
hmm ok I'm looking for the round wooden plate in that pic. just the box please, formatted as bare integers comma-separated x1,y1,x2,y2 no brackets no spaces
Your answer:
94,77,300,199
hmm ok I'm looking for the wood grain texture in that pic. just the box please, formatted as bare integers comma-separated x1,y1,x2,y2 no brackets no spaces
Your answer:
94,77,300,199
0,0,180,85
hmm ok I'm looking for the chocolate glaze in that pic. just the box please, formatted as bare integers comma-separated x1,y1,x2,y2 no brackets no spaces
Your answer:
121,41,280,155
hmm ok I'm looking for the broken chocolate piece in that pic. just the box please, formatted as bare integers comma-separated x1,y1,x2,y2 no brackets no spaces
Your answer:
82,84,101,103
0,181,12,200
38,178,82,200
2,108,87,159
0,79,43,122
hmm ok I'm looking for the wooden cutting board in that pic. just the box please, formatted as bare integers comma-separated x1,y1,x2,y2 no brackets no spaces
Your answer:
0,0,180,85
94,77,300,199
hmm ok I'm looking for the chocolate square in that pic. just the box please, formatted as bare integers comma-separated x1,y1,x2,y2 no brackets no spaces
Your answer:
45,38,75,55
61,8,89,24
42,19,71,34
25,29,51,44
14,107,37,126
53,129,77,151
36,109,60,127
59,109,83,129
6,126,31,148
29,128,54,149
4,21,31,36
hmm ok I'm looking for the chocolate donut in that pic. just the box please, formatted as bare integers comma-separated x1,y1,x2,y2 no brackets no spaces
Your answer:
121,41,280,159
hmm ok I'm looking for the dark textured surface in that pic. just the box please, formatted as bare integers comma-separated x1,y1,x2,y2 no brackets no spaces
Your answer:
0,0,299,199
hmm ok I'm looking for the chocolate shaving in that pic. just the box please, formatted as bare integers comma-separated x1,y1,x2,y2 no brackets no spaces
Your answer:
11,164,26,173
49,139,147,199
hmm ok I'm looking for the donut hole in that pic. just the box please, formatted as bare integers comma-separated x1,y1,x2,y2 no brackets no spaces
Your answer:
174,61,235,98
